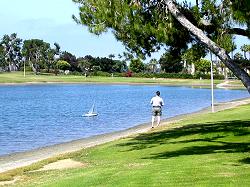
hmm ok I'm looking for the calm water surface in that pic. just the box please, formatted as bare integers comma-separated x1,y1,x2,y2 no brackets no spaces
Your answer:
0,84,249,156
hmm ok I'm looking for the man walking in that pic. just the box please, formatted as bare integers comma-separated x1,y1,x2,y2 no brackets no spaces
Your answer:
150,91,164,128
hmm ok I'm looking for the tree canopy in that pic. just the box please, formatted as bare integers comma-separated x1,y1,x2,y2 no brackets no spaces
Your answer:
73,0,250,93
129,58,145,73
0,33,128,75
159,47,183,73
1,33,22,71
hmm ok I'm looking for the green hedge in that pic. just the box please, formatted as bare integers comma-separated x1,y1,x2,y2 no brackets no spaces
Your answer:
88,71,225,80
90,71,111,77
132,72,224,80
132,73,194,79
69,71,82,76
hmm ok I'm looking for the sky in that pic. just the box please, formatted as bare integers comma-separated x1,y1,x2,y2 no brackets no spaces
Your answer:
0,0,249,62
0,0,129,59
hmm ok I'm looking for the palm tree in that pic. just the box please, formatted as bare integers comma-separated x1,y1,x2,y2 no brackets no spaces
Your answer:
148,58,158,73
78,58,92,77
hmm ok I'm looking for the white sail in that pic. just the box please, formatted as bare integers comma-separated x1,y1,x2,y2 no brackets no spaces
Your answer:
83,103,98,117
88,104,95,113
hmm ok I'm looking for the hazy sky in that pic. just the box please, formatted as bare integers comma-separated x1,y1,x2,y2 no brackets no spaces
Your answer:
0,0,249,61
0,0,129,59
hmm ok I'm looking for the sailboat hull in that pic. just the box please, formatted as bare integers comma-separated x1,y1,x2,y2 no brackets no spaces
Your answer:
82,113,98,117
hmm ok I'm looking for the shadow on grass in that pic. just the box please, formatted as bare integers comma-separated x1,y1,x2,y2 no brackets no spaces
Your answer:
239,157,250,164
117,120,250,160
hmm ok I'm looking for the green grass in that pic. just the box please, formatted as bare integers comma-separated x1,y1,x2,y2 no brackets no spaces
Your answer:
2,104,250,186
0,71,227,86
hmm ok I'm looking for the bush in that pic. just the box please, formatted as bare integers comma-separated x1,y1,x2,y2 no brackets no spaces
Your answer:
125,71,133,77
112,72,124,77
214,74,225,80
56,60,71,71
87,71,225,80
90,71,111,77
132,73,194,79
69,71,82,76
40,69,55,74
20,66,33,72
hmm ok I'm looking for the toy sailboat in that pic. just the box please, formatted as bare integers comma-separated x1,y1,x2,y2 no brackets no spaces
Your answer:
83,103,98,117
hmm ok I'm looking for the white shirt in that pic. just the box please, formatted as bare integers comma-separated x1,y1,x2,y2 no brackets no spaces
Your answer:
150,96,164,107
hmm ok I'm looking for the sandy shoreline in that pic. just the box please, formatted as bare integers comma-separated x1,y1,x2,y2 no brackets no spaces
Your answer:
0,97,250,173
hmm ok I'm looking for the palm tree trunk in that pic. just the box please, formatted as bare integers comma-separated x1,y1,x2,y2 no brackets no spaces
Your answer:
165,0,250,93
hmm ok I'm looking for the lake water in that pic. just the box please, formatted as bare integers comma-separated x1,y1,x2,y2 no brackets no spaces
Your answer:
0,84,249,156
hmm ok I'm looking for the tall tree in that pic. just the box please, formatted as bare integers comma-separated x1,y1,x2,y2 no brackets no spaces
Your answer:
234,51,250,70
78,58,92,76
112,60,128,72
0,45,6,70
44,42,61,73
59,51,79,71
40,42,51,71
181,43,207,69
73,0,250,93
1,33,22,71
22,39,50,74
159,48,183,73
195,58,211,74
147,58,159,73
129,58,145,73
92,57,117,72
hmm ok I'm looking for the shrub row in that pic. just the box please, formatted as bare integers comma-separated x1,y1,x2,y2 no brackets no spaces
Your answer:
90,71,225,80
18,69,225,80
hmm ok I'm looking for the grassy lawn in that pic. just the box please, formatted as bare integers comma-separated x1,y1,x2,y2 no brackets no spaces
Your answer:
0,71,228,86
1,104,250,186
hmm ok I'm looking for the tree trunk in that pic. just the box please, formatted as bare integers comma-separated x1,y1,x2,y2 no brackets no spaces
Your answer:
8,60,12,72
34,53,39,75
165,0,250,93
30,63,37,74
47,62,50,73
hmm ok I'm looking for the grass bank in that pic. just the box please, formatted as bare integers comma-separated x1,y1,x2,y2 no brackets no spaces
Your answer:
0,71,231,86
1,103,249,186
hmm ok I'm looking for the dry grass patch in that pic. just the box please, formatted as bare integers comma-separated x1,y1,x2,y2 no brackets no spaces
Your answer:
217,172,236,177
0,176,21,186
37,159,86,171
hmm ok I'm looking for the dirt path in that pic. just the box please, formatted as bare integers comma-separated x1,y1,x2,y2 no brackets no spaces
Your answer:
0,97,250,173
